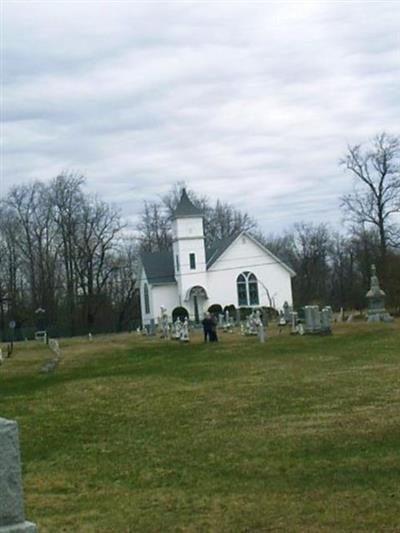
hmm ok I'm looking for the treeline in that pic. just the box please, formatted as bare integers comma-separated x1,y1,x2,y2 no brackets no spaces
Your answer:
264,223,399,311
0,174,138,338
0,133,399,339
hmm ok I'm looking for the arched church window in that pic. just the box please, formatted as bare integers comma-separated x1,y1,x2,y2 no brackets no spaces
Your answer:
236,271,259,306
144,283,150,314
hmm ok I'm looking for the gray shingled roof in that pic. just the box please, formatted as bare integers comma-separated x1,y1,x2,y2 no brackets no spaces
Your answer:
141,250,176,284
140,233,240,285
206,232,241,268
173,188,203,218
141,231,295,285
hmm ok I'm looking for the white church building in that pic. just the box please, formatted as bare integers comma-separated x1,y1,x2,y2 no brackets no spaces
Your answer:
139,189,295,325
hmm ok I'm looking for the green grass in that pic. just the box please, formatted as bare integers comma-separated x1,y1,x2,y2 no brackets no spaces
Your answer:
1,322,400,532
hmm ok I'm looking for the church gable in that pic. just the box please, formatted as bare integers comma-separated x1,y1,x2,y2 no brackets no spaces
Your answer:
207,231,295,277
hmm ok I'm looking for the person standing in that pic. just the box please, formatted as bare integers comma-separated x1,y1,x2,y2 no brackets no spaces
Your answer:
202,313,213,342
210,314,218,342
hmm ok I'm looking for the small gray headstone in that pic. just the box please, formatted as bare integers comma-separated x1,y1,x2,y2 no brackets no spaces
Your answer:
290,311,298,334
0,418,37,532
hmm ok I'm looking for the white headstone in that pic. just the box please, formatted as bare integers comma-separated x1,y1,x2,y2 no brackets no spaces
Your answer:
180,318,189,343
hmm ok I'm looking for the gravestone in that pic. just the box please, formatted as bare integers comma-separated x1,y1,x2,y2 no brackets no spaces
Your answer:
304,305,331,335
283,301,291,323
244,310,259,336
0,349,3,365
180,318,189,342
366,264,393,323
172,319,182,340
223,310,233,333
159,306,170,339
0,418,37,532
304,305,324,334
290,311,298,334
321,307,332,333
259,322,266,343
324,306,333,321
34,331,47,343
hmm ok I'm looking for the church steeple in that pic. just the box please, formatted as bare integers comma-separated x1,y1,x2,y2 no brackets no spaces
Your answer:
171,188,207,307
173,188,203,219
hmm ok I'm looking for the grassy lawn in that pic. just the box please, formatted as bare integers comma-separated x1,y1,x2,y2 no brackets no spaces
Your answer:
1,321,400,532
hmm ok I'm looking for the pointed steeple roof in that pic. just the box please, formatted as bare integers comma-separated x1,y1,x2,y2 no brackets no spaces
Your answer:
173,188,203,218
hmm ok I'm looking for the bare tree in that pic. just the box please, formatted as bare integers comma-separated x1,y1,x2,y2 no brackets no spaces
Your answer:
340,133,400,277
137,182,257,250
49,172,85,333
72,198,124,328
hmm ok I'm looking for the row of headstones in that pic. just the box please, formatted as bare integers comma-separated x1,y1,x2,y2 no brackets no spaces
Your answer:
290,306,332,335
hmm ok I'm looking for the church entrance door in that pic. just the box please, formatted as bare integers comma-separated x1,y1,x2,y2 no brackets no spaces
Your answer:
193,295,199,323
186,285,208,324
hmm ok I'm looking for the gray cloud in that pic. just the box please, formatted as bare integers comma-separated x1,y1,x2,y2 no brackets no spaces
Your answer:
2,1,400,234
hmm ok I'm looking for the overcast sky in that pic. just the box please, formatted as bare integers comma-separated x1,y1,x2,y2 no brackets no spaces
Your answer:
2,1,400,235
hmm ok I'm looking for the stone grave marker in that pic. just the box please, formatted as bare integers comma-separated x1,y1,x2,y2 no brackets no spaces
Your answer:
321,308,332,333
283,301,291,323
290,311,298,334
366,264,393,322
0,418,37,532
180,318,190,342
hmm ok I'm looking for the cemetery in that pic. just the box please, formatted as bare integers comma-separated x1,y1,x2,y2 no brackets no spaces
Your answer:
1,317,400,532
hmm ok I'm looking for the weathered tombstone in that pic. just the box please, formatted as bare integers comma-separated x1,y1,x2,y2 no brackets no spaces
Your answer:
304,306,314,334
290,311,298,334
245,310,259,336
304,305,323,334
223,310,233,333
0,418,37,532
337,307,344,323
236,308,241,325
321,307,332,334
346,314,353,323
34,331,47,344
0,349,3,365
172,319,182,340
283,301,291,323
259,322,265,343
88,332,93,341
366,264,393,322
311,306,322,333
323,306,333,322
180,318,189,343
49,339,59,352
159,306,170,339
